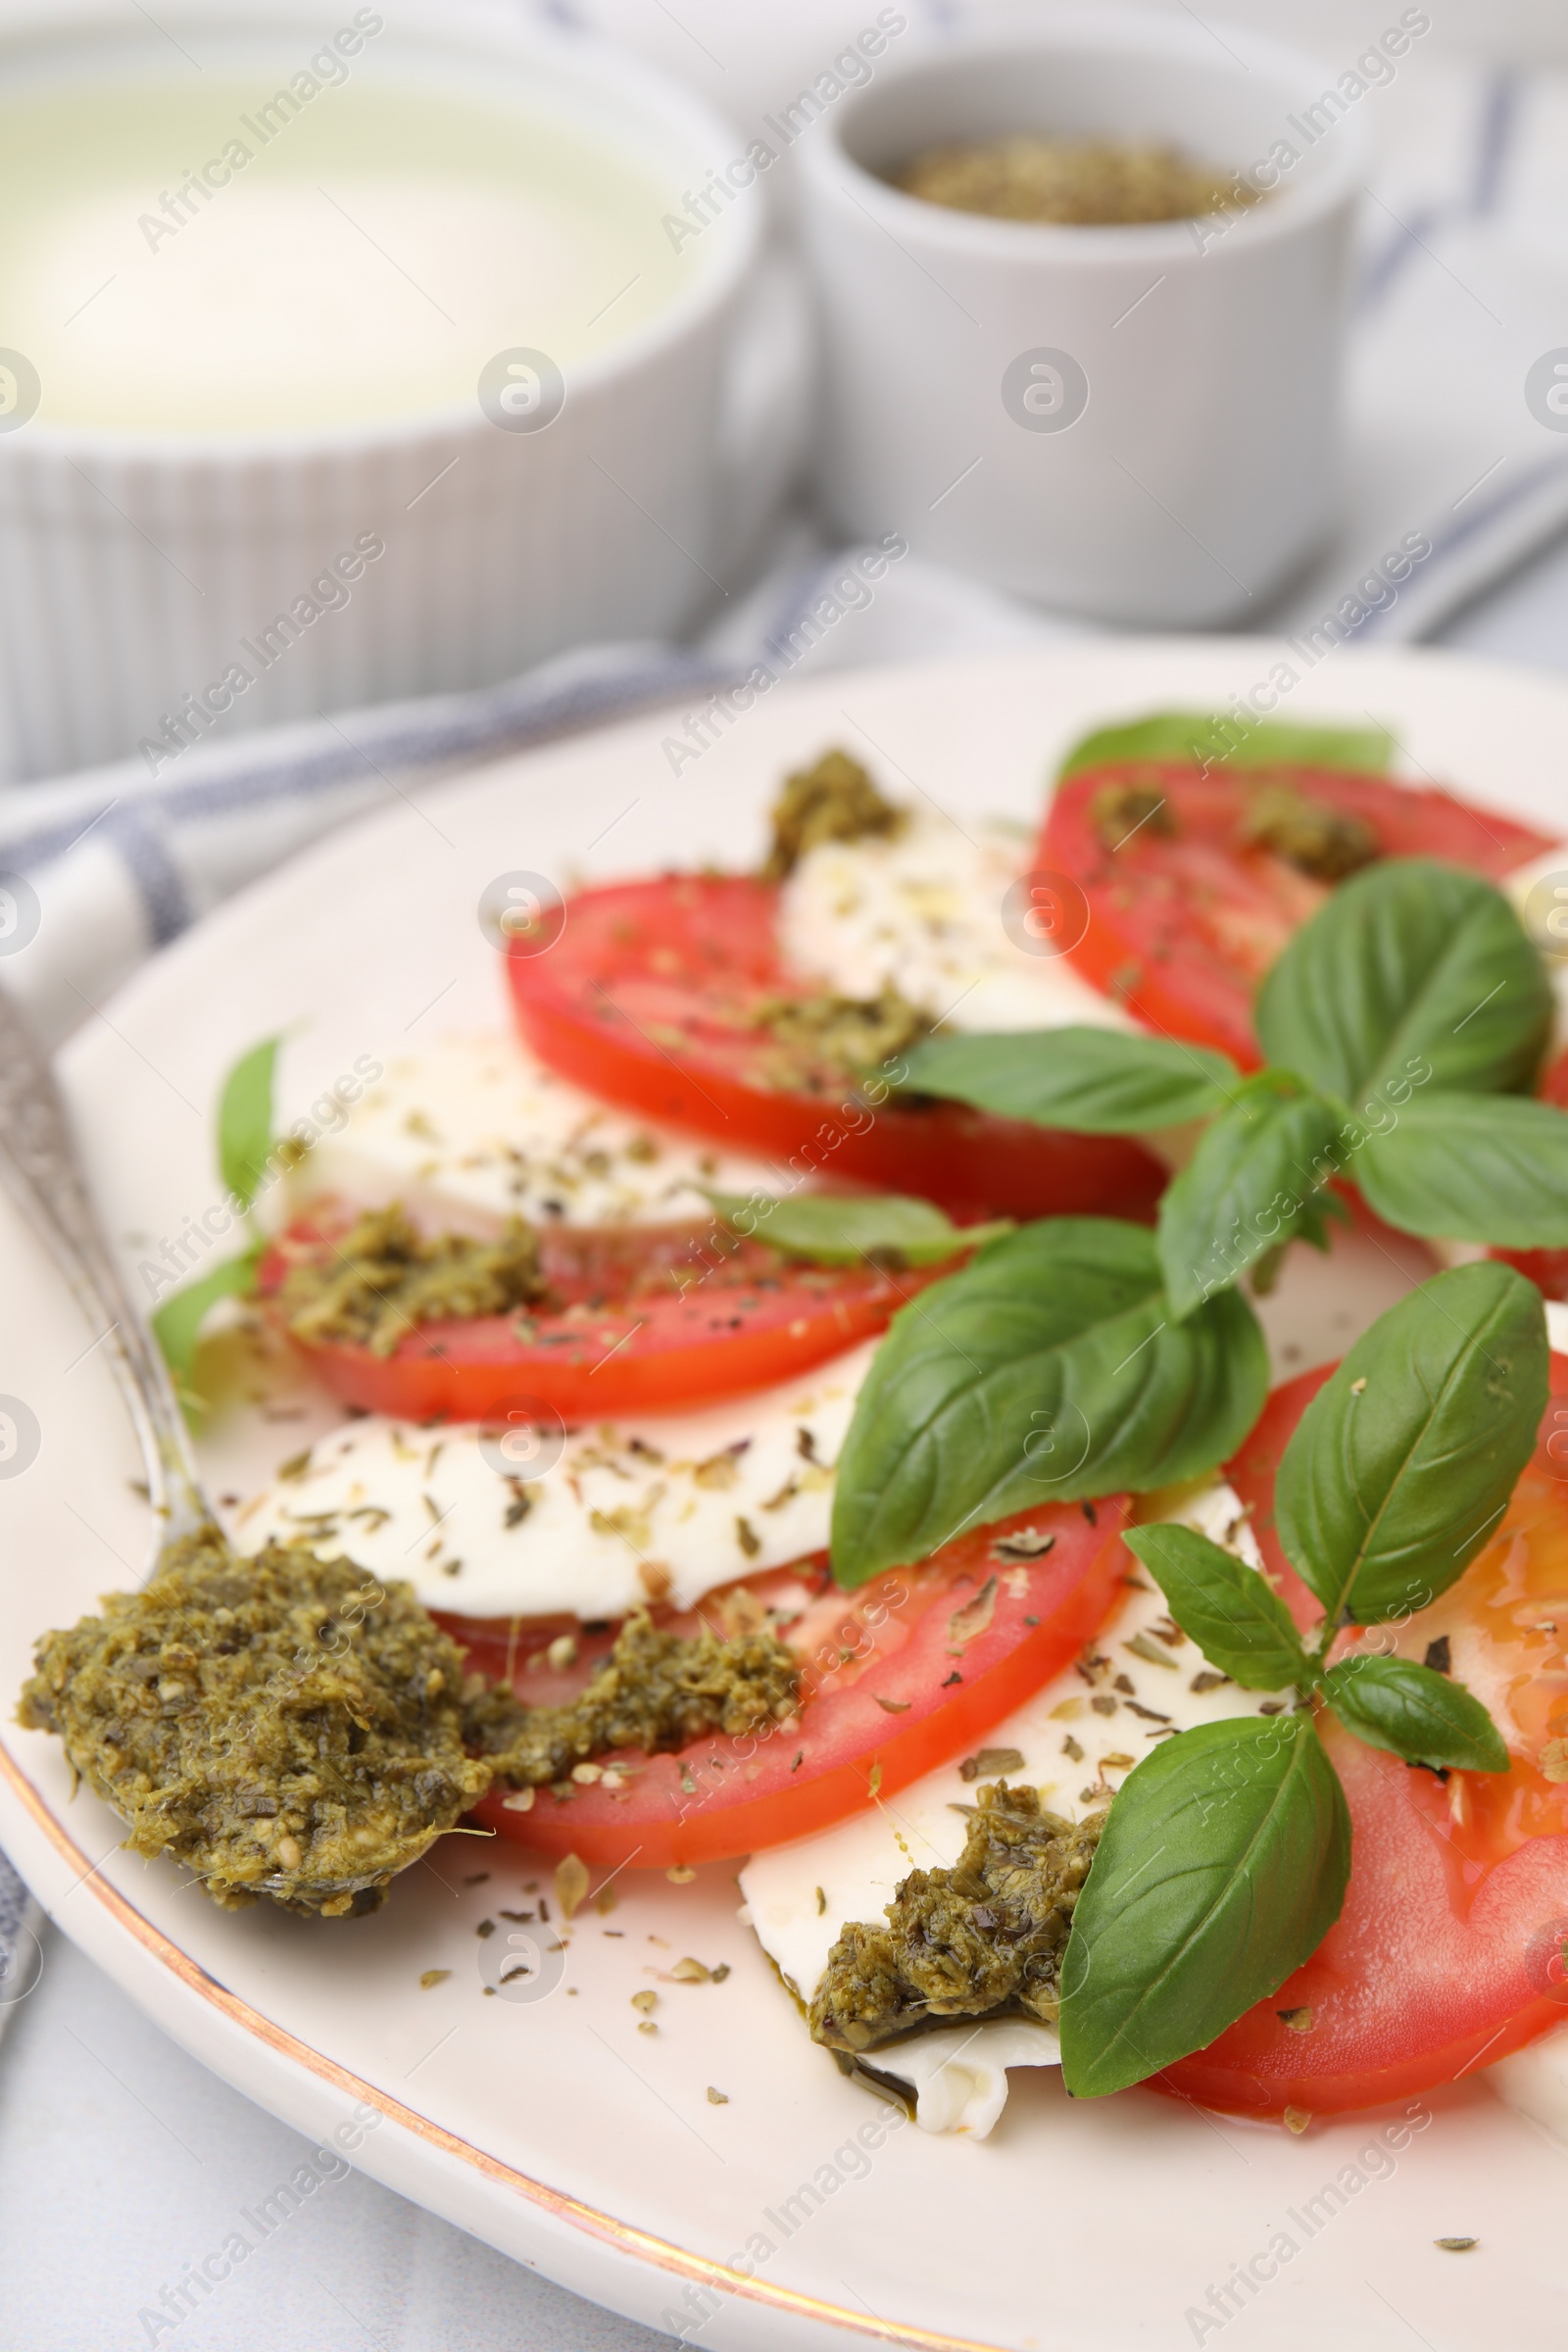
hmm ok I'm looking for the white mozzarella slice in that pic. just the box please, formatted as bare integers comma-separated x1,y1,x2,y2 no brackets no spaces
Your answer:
739,1479,1275,2136
281,1031,783,1235
867,2021,1062,2139
777,809,1137,1038
1490,2020,1568,2145
1501,847,1568,1053
232,1344,875,1620
1424,1238,1493,1273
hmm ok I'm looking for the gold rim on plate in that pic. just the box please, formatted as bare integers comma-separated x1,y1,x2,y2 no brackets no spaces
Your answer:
0,1739,1007,2352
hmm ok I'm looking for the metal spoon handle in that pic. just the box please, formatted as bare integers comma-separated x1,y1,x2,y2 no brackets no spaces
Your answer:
0,989,209,1544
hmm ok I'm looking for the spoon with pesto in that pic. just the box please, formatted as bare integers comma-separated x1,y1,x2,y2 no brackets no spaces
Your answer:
0,992,488,1916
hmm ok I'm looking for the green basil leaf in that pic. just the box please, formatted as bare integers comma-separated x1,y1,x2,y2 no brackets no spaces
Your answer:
1255,858,1550,1103
899,1028,1237,1134
828,1218,1268,1588
1321,1654,1509,1773
1156,1073,1347,1319
1356,1093,1568,1247
1274,1261,1547,1625
219,1036,281,1212
1056,711,1394,780
704,1189,1010,1265
152,1246,263,1399
1125,1524,1310,1690
1058,1713,1350,2096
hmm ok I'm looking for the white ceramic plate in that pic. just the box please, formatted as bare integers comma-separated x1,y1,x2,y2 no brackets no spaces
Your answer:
4,640,1568,2352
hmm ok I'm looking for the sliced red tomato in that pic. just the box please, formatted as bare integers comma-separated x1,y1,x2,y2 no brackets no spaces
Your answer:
446,1494,1131,1869
506,872,1166,1225
1041,760,1554,1066
1160,1354,1568,2118
259,1208,953,1420
1494,1045,1568,1301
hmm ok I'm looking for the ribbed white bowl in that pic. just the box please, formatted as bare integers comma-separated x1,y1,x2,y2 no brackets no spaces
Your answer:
0,2,796,782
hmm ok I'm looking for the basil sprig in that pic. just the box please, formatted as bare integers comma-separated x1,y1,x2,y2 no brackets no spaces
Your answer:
1255,859,1550,1101
1057,710,1395,780
704,1188,1011,1265
1274,1259,1546,1621
1319,1655,1506,1775
1058,1262,1538,2097
828,1217,1267,1588
901,856,1568,1317
1156,1073,1348,1319
153,1035,283,1403
1354,1094,1568,1246
152,1245,265,1399
1123,1521,1309,1690
218,1035,282,1208
1060,1717,1350,2100
900,1027,1235,1134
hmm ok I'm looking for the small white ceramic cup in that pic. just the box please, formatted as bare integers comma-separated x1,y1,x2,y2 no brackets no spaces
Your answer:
796,9,1371,627
0,2,806,783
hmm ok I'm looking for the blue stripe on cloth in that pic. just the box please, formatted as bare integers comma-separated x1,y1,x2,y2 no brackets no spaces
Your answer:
1356,202,1448,313
0,1846,39,2048
1358,66,1524,314
1348,448,1568,639
1471,69,1522,215
760,553,863,670
0,647,732,950
104,808,190,946
0,1851,28,1951
155,652,734,830
1419,451,1568,570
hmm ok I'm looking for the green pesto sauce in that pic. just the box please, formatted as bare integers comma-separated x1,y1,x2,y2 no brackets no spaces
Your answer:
20,1538,808,1920
282,1204,543,1357
760,747,905,883
1088,779,1176,853
750,988,933,1092
17,1528,489,1916
466,1607,800,1787
1240,781,1380,881
809,1783,1104,2052
1089,771,1379,884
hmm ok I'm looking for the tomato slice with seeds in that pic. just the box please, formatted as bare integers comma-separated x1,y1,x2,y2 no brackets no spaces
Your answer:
1041,761,1554,1066
1159,1356,1568,2118
506,872,1167,1225
259,1209,951,1420
446,1494,1131,1870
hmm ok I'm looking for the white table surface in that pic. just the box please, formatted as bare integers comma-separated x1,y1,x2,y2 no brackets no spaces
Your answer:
0,1933,669,2352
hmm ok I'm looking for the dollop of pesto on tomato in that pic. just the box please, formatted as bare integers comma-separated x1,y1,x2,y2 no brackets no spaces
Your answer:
750,988,933,1093
1240,781,1380,881
280,1203,543,1356
466,1606,801,1791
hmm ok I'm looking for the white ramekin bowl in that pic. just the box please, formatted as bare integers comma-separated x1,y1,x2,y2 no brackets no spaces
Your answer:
796,8,1371,627
0,2,802,782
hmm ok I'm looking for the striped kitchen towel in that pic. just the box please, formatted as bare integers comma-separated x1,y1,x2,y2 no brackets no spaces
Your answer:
0,58,1563,1055
0,1849,41,2055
